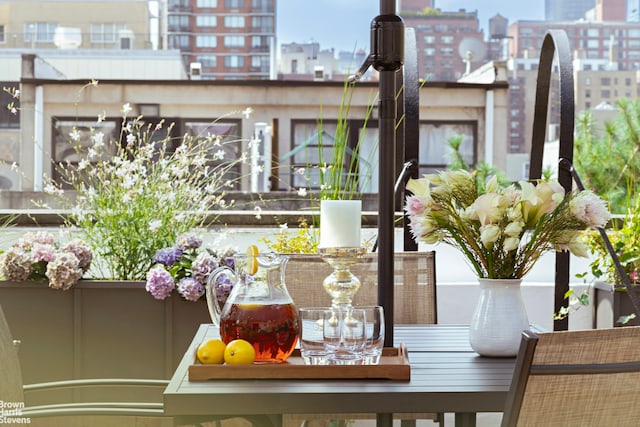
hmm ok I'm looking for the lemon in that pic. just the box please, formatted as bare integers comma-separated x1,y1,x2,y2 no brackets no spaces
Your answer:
224,339,256,365
196,339,226,364
246,244,259,275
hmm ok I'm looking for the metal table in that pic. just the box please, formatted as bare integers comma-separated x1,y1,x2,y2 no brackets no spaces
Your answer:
163,324,515,427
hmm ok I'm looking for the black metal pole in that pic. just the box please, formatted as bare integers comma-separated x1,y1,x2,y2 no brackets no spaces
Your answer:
373,2,404,347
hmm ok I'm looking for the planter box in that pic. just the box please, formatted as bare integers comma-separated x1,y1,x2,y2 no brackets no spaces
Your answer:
0,280,210,398
593,281,640,328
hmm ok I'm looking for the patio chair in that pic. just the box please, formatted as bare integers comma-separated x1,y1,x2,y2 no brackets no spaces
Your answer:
284,251,439,427
502,326,640,427
0,303,276,427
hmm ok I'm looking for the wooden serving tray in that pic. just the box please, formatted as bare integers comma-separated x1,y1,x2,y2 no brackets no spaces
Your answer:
188,345,410,381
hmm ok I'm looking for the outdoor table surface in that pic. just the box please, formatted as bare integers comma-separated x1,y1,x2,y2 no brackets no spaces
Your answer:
163,324,516,427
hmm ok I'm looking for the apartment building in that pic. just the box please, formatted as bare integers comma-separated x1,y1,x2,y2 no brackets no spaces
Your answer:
400,8,485,81
166,0,276,80
0,0,151,50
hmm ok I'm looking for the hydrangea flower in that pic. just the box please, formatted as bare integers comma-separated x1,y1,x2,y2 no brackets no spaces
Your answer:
0,248,33,281
191,252,219,285
177,277,205,302
176,234,202,251
152,247,183,266
46,252,83,290
61,239,93,272
145,266,175,300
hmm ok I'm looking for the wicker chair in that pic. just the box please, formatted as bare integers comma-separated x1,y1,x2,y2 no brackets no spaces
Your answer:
502,326,640,427
284,251,439,427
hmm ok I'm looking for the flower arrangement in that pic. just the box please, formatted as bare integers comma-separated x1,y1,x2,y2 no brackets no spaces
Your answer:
145,233,236,302
44,97,253,280
258,218,319,254
405,169,611,279
0,231,92,290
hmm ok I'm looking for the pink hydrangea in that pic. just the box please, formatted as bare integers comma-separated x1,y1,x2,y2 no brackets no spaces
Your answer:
61,239,93,272
45,252,83,290
145,266,175,300
0,248,33,281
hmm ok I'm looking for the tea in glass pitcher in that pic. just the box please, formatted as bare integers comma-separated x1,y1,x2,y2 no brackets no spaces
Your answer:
207,251,299,363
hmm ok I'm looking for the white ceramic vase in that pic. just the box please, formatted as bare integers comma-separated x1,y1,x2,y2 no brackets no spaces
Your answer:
469,278,530,357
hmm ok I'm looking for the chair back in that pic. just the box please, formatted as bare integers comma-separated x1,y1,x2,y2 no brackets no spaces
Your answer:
502,326,640,427
0,304,25,402
285,251,436,324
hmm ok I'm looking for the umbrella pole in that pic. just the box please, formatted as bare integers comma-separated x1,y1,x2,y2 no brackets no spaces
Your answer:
349,2,404,347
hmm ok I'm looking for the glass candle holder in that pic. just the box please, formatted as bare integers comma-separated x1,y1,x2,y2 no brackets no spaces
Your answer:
319,247,366,312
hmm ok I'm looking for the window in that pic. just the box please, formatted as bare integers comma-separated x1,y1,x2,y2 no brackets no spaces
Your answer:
196,0,217,7
90,23,127,43
287,120,378,192
224,55,245,67
196,15,217,28
0,25,5,44
0,83,19,128
252,16,273,32
601,77,611,85
440,47,454,56
169,35,190,49
424,36,435,44
170,0,190,7
251,35,269,50
440,35,454,44
629,29,640,38
601,89,611,98
196,55,217,67
224,35,245,47
225,0,245,8
24,22,58,43
169,15,189,31
585,89,591,98
196,35,217,48
418,122,475,175
224,16,245,28
424,48,435,56
586,39,599,48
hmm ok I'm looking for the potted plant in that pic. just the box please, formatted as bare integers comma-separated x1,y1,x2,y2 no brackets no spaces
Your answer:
0,96,253,387
583,193,640,327
404,169,610,356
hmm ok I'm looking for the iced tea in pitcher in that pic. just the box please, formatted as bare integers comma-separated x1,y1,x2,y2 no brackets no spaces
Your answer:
220,302,299,363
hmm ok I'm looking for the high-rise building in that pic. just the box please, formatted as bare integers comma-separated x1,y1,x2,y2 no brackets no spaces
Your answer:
545,0,595,20
166,0,276,80
401,8,485,81
595,0,627,21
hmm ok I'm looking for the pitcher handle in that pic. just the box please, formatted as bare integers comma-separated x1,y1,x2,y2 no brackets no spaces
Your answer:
206,265,235,327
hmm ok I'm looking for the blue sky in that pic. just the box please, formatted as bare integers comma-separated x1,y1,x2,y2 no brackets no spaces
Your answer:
277,1,545,53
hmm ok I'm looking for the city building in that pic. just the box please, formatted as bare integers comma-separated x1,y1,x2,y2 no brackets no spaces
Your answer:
0,0,151,50
400,8,486,81
545,0,595,21
278,42,371,81
165,0,276,80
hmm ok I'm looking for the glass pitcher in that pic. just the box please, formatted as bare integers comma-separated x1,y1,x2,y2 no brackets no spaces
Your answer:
206,252,299,363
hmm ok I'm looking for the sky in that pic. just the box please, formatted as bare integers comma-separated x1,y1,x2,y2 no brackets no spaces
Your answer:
277,1,546,53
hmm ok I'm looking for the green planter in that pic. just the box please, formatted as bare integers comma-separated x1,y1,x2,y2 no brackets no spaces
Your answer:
593,281,640,328
0,280,210,402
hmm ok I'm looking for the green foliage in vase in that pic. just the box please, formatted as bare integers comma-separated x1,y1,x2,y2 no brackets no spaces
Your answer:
317,81,377,201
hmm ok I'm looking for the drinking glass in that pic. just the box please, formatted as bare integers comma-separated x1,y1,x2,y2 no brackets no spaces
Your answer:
298,307,332,365
323,308,366,365
359,305,385,365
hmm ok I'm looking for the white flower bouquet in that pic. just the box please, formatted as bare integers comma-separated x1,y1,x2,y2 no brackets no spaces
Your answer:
405,169,611,279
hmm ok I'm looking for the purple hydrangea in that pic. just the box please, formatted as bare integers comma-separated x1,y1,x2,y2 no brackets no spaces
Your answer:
214,273,234,307
191,252,219,284
176,234,202,251
145,266,175,300
177,277,205,302
152,247,183,266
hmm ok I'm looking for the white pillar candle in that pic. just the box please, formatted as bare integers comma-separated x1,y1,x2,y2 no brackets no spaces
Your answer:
319,200,362,248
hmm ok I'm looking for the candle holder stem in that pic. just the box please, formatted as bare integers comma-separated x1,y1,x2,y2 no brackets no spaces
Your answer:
319,247,366,312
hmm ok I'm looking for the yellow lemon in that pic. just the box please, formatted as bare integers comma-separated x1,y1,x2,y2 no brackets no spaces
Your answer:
196,339,226,364
224,339,256,365
246,244,259,275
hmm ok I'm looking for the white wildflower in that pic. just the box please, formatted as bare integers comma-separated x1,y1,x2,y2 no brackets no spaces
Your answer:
121,103,132,115
242,107,253,118
297,187,307,197
69,129,81,142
